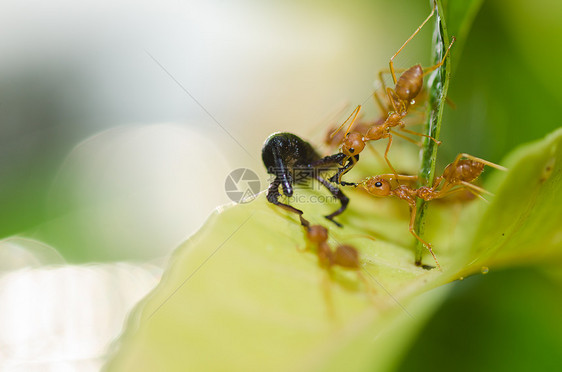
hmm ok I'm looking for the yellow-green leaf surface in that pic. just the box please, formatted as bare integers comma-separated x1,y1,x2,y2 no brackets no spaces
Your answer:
458,127,562,275
106,128,562,372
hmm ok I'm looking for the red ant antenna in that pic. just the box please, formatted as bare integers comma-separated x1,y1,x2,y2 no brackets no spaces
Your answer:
329,105,362,141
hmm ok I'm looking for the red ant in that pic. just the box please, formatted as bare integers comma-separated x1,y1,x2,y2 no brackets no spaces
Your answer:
305,224,361,271
354,154,507,270
303,223,374,317
330,2,456,181
431,153,507,200
324,83,433,152
324,114,372,151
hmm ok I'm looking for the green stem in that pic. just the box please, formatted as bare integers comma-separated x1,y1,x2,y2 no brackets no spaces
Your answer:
414,0,452,267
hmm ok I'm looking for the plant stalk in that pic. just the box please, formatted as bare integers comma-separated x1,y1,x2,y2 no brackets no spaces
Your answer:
414,0,452,267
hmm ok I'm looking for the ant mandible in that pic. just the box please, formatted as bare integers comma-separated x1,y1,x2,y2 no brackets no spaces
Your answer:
355,154,507,270
262,132,358,227
331,2,456,181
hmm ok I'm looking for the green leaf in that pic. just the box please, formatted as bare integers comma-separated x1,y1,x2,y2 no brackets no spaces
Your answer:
458,127,562,275
105,3,562,371
105,127,562,372
442,0,485,69
105,186,449,372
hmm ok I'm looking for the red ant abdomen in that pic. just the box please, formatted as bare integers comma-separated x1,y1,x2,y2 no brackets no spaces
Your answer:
332,245,359,269
443,159,485,183
395,64,423,103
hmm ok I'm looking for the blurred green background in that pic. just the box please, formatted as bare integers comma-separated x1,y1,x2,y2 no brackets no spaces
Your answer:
398,0,562,370
1,0,561,370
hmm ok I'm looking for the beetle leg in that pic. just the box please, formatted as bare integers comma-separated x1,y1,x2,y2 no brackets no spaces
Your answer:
314,175,348,227
269,145,294,196
266,178,309,227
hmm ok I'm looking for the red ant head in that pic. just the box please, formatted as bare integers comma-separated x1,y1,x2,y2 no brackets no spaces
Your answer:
307,225,328,244
362,177,391,196
342,132,365,157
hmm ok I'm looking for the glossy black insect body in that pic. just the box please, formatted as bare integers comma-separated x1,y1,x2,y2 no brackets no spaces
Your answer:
262,132,357,227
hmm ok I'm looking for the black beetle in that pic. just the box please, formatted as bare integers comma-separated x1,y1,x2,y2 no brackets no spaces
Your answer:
262,132,358,227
